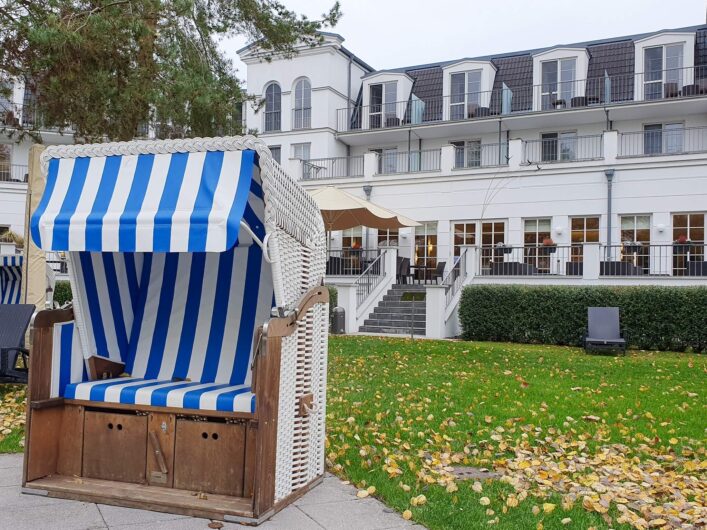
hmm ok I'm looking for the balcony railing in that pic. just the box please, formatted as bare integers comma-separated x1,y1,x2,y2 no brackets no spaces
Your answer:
337,66,707,132
444,249,468,305
601,243,707,277
479,245,579,276
326,249,381,276
453,143,508,169
376,149,440,175
355,250,387,307
302,156,364,180
523,135,603,164
618,126,707,158
0,165,28,183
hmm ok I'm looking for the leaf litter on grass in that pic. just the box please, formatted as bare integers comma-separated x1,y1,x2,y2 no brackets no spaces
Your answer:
0,385,26,450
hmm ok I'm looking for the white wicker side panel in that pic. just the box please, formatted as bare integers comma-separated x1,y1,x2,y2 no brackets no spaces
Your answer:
274,330,298,501
309,302,329,479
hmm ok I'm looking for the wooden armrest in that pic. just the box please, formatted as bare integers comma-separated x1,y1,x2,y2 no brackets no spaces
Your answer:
32,307,74,330
87,355,126,380
264,285,329,338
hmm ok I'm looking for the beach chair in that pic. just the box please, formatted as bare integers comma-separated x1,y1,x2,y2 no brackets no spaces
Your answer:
1,255,23,304
584,307,626,354
22,136,329,524
0,304,34,383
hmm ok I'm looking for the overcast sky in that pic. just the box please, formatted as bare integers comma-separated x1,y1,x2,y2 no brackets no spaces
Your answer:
222,0,707,81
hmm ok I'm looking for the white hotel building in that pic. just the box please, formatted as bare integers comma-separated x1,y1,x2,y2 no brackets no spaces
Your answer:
238,25,707,337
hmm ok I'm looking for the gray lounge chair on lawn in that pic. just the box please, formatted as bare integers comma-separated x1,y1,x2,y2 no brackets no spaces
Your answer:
584,307,626,354
0,304,35,383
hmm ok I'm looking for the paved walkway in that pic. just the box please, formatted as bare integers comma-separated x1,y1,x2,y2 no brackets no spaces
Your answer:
0,454,424,530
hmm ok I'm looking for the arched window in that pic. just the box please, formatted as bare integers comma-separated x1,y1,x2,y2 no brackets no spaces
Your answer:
264,82,281,132
293,78,311,129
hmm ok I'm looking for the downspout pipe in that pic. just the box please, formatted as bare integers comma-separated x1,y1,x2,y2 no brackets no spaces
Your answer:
346,55,352,157
605,168,615,256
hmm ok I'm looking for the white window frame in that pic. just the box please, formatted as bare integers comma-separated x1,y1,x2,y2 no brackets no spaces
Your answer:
449,70,483,120
634,32,695,101
293,78,311,130
540,131,578,161
451,140,481,168
369,81,398,129
263,82,281,132
540,57,577,109
642,122,684,155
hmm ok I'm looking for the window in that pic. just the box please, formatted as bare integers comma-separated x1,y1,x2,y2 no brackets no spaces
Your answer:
342,226,363,249
643,123,683,155
292,143,310,161
369,82,397,129
570,216,600,262
619,215,651,273
377,229,399,247
0,144,10,181
643,44,684,100
452,140,481,168
263,83,281,132
541,58,576,109
371,147,398,174
414,222,438,275
293,78,311,129
269,146,281,164
523,218,552,272
450,70,482,120
453,223,476,256
672,213,704,276
541,132,577,161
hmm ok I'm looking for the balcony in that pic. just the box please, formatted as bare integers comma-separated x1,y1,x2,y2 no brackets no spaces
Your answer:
337,66,707,133
523,135,603,164
375,149,441,175
326,249,381,276
0,165,28,183
600,244,706,277
618,126,707,158
302,156,364,180
453,143,508,169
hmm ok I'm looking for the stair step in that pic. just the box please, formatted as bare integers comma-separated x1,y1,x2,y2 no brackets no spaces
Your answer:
369,313,426,323
377,301,426,309
359,325,426,335
373,306,426,315
364,318,427,327
391,284,427,291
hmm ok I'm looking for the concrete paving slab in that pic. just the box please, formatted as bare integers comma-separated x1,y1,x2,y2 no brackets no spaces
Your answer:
0,454,425,530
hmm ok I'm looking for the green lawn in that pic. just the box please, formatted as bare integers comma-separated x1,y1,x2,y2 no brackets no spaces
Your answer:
0,384,25,454
326,337,706,530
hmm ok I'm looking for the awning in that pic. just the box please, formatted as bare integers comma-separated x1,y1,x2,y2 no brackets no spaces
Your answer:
31,150,264,253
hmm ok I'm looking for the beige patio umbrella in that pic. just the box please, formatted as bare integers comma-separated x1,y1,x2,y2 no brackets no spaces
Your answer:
309,186,420,231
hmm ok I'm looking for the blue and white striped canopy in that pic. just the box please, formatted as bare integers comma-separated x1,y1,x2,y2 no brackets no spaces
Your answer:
1,255,22,304
30,150,262,252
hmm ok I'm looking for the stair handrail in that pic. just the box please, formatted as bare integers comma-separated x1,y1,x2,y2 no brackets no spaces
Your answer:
355,250,387,308
443,248,468,306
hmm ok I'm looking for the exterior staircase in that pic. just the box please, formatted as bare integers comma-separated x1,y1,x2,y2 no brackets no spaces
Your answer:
359,283,426,335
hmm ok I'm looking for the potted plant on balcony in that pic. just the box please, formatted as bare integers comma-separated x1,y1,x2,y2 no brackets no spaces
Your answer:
673,234,692,255
539,237,557,255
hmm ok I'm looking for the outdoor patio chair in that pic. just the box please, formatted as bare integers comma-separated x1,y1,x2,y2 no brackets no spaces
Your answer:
397,257,413,284
431,261,446,284
23,136,329,525
584,307,626,355
0,304,34,383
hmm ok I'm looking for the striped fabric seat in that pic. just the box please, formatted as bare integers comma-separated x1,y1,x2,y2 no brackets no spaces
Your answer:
1,255,22,304
64,378,256,413
34,148,275,413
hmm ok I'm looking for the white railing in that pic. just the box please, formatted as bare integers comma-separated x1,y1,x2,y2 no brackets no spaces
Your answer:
375,150,441,175
444,249,468,305
618,126,707,157
523,135,603,164
453,143,508,169
0,165,28,183
303,156,364,180
601,243,707,277
355,250,387,307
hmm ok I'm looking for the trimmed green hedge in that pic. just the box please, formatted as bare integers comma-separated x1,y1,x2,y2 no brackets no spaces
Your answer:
459,285,707,352
53,280,73,307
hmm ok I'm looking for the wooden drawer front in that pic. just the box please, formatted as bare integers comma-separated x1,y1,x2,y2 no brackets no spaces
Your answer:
174,420,246,497
83,411,148,484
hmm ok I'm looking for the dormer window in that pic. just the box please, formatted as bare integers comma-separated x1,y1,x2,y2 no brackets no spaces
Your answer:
370,81,397,129
450,70,482,120
644,44,684,99
541,58,576,110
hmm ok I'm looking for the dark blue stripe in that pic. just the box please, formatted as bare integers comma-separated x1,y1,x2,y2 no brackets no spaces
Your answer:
188,151,224,251
215,387,251,412
58,323,74,396
230,245,263,385
101,254,129,357
225,150,255,250
171,253,206,380
51,157,91,250
144,254,180,379
30,158,61,248
182,384,230,410
85,156,122,250
149,382,201,407
199,250,235,382
125,253,153,374
250,394,257,413
78,253,110,358
243,202,266,240
123,253,140,314
119,154,154,251
153,153,188,252
249,177,264,200
118,380,167,404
